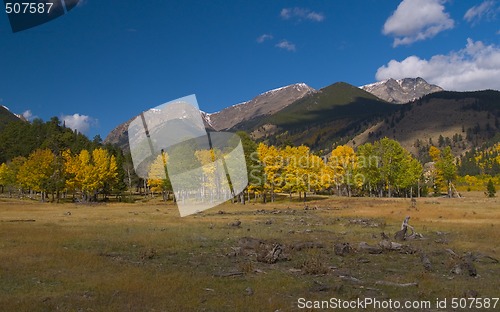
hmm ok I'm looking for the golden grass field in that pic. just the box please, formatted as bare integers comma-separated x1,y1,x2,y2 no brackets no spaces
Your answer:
0,193,499,311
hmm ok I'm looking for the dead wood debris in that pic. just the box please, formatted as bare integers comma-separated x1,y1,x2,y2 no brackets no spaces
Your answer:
375,281,418,287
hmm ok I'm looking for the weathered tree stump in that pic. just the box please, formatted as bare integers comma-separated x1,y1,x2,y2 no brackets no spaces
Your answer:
334,242,353,256
394,216,422,241
258,243,283,264
420,253,432,271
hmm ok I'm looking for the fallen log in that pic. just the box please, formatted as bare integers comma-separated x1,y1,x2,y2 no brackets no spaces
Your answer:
213,271,244,277
2,219,36,222
358,242,383,254
375,281,418,287
334,242,353,256
379,240,402,251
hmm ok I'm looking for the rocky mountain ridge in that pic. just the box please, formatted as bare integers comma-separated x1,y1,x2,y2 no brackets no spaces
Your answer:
104,83,314,150
361,77,443,104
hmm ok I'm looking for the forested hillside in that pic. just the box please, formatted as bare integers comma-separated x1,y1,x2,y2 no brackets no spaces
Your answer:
0,117,129,201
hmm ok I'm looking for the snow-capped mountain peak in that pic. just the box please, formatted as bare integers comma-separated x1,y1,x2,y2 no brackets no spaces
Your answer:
360,77,443,104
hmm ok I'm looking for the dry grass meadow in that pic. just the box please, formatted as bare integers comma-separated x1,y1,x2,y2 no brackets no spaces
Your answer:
0,193,499,311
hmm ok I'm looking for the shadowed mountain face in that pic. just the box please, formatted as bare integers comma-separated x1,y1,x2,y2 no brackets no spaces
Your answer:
239,82,399,150
361,77,443,104
351,90,500,156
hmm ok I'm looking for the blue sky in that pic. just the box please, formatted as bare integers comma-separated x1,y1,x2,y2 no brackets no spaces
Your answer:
1,0,499,139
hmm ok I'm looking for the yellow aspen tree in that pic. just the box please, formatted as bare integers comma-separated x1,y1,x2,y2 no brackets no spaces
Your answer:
148,153,168,194
63,149,82,194
257,143,283,203
0,157,26,196
281,146,300,198
309,153,326,193
147,152,173,201
63,148,118,201
78,149,94,198
429,145,441,162
328,145,357,196
90,148,118,200
0,163,9,193
195,148,228,200
17,149,55,201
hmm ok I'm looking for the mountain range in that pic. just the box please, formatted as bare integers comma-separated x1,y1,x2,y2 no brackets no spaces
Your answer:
2,78,499,159
104,77,471,154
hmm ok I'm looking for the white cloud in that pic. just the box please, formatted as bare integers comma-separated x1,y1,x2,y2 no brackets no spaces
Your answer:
383,0,454,47
256,34,273,43
305,11,325,22
275,40,296,51
464,0,498,25
22,110,37,121
280,7,325,22
61,113,96,134
376,38,500,91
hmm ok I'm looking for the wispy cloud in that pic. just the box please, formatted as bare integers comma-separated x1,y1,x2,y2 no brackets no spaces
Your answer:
256,33,273,43
376,38,500,91
280,7,325,22
22,110,38,121
464,0,498,25
61,113,96,134
275,40,296,51
383,0,454,47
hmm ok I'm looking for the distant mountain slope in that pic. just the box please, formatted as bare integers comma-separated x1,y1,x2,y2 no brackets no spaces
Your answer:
206,83,314,131
104,83,314,150
103,116,136,151
0,105,23,131
361,77,443,104
350,90,500,157
104,112,215,152
239,82,399,150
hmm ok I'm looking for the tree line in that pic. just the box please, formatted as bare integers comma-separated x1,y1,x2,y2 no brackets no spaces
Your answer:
252,138,428,201
0,117,127,201
1,117,498,203
139,135,463,203
0,147,120,202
